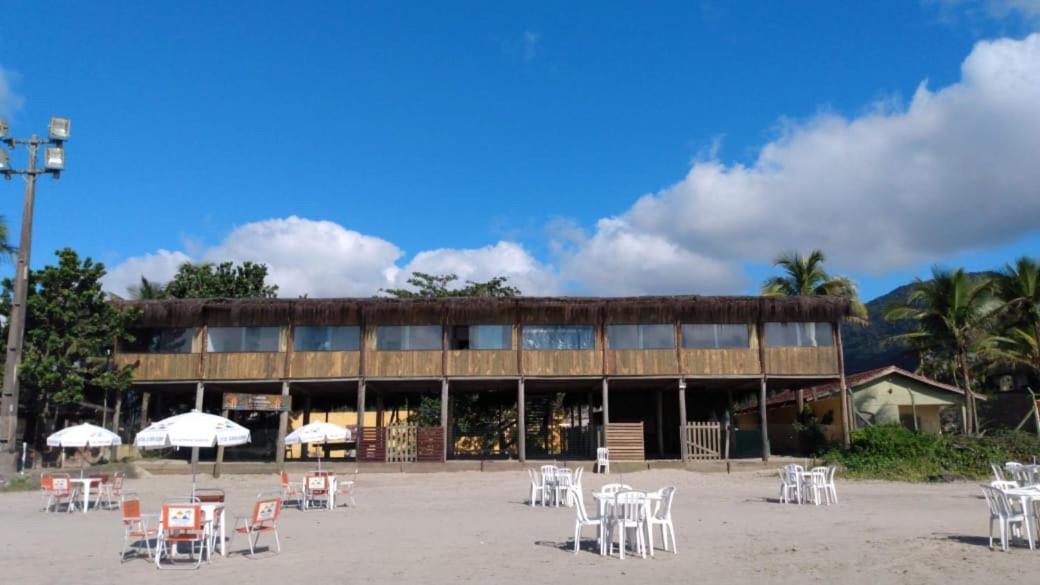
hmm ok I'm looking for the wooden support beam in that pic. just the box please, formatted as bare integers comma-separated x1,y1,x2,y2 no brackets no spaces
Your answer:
655,389,664,456
139,391,151,430
759,375,770,461
275,381,290,466
678,379,687,460
214,404,229,478
191,382,204,468
440,378,449,462
357,379,366,430
835,323,852,448
601,378,610,451
517,378,526,462
303,393,312,459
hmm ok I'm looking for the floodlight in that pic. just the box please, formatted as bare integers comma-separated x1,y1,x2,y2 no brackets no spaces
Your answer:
44,146,64,170
48,117,71,142
0,149,8,171
0,118,8,139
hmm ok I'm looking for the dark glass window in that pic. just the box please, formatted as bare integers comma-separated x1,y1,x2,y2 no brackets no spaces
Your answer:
681,324,751,349
522,325,595,350
293,326,360,351
207,327,281,352
122,328,194,353
607,324,675,349
450,325,512,350
376,325,443,350
763,322,834,347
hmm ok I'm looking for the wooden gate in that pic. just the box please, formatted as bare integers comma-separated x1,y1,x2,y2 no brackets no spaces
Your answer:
605,423,644,461
416,426,445,462
684,422,721,461
386,423,418,463
358,427,386,462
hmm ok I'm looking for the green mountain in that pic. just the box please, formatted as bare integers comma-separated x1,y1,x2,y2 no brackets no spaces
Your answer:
841,283,918,373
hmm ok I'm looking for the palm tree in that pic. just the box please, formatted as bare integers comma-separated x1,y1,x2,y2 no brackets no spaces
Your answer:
127,276,167,300
760,250,867,319
994,256,1040,340
884,267,995,433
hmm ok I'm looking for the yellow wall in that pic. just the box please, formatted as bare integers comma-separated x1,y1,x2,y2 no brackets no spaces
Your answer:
853,375,963,431
285,409,411,458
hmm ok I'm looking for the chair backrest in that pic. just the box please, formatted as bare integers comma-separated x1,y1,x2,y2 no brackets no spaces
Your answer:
655,486,676,520
540,465,557,480
991,463,1006,482
121,493,142,523
614,490,647,523
597,448,609,463
113,472,125,491
981,485,1002,517
51,477,70,493
556,469,574,487
569,487,592,523
40,474,54,491
306,475,328,491
600,483,631,495
194,487,225,503
573,466,583,487
162,503,203,532
250,495,282,528
527,468,540,486
281,471,291,487
991,480,1019,491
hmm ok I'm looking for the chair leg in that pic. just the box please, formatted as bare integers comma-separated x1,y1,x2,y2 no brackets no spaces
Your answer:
669,522,677,554
989,516,995,550
574,523,580,554
274,529,281,553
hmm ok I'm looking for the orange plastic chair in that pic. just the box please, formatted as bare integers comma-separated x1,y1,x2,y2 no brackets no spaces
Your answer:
156,503,207,569
120,493,159,562
234,493,282,557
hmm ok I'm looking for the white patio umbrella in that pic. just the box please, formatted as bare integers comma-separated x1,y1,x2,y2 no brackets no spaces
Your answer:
134,410,251,495
284,421,351,471
46,423,122,477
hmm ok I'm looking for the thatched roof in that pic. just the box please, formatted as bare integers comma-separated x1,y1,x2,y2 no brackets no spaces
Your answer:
112,295,854,327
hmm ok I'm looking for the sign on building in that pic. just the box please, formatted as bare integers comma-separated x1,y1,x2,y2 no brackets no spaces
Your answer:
222,393,290,412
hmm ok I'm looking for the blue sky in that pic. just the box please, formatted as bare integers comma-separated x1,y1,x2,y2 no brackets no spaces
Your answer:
0,1,1038,301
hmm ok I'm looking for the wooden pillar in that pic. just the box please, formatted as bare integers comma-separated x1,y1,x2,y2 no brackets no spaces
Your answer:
678,379,687,460
725,388,734,460
795,390,805,414
655,389,664,457
357,379,366,430
440,379,449,462
601,378,610,452
275,381,290,465
835,323,852,448
517,378,526,462
759,375,770,461
191,382,204,468
214,403,229,478
139,391,152,430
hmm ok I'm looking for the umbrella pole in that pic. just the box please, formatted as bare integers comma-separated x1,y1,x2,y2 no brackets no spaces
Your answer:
192,446,198,499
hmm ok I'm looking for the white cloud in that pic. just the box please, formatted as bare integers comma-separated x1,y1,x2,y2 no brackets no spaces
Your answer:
0,66,25,118
104,216,560,298
557,33,1040,290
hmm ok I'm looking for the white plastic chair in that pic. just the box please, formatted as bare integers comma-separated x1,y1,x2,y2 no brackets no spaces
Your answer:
607,490,648,560
778,465,802,504
596,448,609,474
540,465,557,505
991,463,1007,483
647,486,677,554
555,469,574,508
569,487,606,555
982,485,1034,551
527,468,547,507
573,467,584,498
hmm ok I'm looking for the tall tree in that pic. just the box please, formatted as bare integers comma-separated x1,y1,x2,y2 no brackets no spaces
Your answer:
127,276,168,300
884,267,995,433
163,261,278,298
382,272,520,298
0,216,15,259
0,249,140,446
761,249,867,319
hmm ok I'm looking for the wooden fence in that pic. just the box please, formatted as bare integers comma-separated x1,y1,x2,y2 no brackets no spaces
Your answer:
386,424,418,463
684,422,721,461
604,423,644,461
416,427,445,462
358,427,385,462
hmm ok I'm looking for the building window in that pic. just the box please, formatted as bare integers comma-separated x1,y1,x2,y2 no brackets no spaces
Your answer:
763,322,834,347
607,324,675,350
681,324,750,349
522,325,595,350
293,325,360,351
122,327,194,353
450,325,512,350
207,326,281,352
376,325,443,351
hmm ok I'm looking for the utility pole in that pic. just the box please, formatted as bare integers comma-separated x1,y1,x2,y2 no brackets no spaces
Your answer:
0,117,70,472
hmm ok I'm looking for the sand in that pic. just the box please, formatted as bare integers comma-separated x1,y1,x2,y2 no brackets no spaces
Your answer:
0,468,1037,584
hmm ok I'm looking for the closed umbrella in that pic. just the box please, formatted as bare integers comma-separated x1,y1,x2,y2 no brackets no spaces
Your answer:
47,423,122,478
134,410,250,496
284,421,351,472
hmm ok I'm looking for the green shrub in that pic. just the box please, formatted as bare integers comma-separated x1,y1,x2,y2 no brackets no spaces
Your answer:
823,425,1040,482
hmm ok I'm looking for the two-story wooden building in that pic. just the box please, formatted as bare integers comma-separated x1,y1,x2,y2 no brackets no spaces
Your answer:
113,295,854,464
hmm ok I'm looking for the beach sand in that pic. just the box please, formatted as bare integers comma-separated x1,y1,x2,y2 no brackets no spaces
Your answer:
1,468,1036,584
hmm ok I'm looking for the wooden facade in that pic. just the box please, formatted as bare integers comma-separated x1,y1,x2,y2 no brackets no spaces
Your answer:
113,295,853,462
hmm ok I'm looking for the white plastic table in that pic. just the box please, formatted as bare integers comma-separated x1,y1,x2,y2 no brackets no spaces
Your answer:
592,491,662,557
69,477,101,514
199,503,227,558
